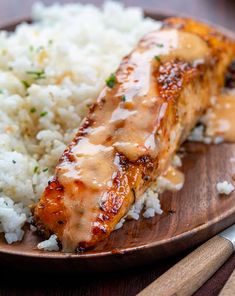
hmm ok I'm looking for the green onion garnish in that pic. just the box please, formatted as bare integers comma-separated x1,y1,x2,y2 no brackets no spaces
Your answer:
106,73,116,88
121,95,126,102
34,166,39,174
21,80,30,89
26,70,46,80
30,107,37,113
40,111,48,117
154,55,161,62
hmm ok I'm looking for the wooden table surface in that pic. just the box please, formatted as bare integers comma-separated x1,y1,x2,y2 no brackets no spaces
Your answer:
0,0,235,295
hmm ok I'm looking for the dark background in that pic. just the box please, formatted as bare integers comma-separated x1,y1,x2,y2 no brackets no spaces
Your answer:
0,0,235,30
0,0,235,295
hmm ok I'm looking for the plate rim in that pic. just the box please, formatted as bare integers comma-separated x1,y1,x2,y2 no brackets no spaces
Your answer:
1,204,235,259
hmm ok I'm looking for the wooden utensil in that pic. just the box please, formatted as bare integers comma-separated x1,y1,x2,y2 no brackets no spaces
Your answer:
137,225,235,296
219,268,235,296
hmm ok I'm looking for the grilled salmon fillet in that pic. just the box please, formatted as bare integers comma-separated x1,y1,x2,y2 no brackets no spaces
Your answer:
34,17,235,252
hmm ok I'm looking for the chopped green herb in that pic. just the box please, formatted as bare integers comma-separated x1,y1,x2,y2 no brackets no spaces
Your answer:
40,111,48,117
12,160,16,164
21,80,30,89
8,66,13,71
156,43,164,48
42,168,48,172
26,70,46,80
29,45,34,52
121,95,126,102
0,89,3,94
154,55,161,62
106,73,116,88
30,107,37,113
34,166,40,174
48,39,53,45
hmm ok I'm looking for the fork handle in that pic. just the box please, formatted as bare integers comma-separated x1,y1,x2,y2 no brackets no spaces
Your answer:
137,235,233,296
219,268,235,296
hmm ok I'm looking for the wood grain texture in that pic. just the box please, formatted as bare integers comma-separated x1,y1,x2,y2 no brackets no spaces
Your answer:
219,267,235,296
0,1,235,296
137,236,234,296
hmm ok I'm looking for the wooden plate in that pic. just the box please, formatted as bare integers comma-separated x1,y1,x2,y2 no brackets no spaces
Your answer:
0,12,235,273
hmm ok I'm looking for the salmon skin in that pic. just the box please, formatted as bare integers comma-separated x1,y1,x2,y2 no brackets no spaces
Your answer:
34,17,235,252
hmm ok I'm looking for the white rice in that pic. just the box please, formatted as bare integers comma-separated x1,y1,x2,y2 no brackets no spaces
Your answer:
171,154,182,167
37,234,59,251
115,189,163,230
188,125,213,144
188,89,235,145
188,123,226,145
216,181,235,195
0,1,161,244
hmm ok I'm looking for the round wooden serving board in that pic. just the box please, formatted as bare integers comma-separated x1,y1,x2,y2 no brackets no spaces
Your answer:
0,12,234,273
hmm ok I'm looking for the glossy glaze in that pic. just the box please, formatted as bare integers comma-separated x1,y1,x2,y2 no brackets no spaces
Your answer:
34,17,235,252
204,90,235,142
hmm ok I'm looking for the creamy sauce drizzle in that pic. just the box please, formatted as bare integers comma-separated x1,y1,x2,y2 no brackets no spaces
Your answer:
163,166,185,189
204,90,235,142
57,29,209,250
156,165,185,193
